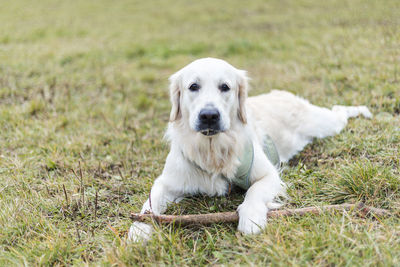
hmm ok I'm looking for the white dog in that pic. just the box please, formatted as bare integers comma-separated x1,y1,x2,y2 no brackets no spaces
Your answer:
128,58,372,242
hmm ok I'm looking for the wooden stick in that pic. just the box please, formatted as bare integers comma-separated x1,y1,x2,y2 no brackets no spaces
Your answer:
131,203,391,226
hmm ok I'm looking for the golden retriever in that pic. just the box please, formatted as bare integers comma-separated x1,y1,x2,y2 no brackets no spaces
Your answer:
128,58,372,242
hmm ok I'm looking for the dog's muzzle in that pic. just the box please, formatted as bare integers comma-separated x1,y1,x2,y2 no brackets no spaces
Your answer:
196,108,221,136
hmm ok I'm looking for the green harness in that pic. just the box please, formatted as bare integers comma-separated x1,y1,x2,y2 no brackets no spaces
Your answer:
226,135,280,190
189,135,280,191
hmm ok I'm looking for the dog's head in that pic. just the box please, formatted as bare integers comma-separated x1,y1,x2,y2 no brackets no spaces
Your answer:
168,58,249,136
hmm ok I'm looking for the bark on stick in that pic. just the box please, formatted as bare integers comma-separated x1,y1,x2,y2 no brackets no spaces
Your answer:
131,203,390,226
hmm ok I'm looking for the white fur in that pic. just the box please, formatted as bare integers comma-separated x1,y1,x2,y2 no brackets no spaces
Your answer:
128,58,372,242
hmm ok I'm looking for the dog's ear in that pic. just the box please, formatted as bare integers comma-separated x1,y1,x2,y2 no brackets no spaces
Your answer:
237,69,249,124
168,71,182,122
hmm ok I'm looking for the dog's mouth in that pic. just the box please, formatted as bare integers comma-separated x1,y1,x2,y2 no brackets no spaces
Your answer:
200,129,220,136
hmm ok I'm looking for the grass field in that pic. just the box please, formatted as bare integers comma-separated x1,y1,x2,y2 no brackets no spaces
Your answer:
1,0,399,265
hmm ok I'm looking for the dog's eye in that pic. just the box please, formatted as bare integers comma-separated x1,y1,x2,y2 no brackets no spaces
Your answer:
189,83,200,91
219,83,230,92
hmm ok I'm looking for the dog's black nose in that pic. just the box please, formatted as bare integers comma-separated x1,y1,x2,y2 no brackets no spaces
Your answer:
199,108,220,124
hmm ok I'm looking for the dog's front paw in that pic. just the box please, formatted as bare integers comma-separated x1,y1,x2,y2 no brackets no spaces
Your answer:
128,222,153,243
237,202,268,235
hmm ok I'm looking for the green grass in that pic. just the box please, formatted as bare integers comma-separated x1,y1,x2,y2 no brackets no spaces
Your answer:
0,0,399,265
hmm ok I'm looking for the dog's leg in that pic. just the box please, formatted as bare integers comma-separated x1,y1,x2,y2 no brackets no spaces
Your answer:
237,146,284,234
275,104,372,161
128,149,202,243
300,104,373,140
128,175,185,243
332,105,372,120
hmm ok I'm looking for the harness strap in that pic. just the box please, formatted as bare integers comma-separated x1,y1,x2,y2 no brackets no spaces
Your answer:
222,138,254,190
185,135,280,191
263,134,280,168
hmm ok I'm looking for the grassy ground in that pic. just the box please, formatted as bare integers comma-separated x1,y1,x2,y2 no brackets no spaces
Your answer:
0,0,399,265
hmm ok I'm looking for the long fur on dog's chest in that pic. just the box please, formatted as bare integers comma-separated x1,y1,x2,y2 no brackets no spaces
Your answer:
166,122,247,180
